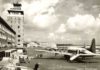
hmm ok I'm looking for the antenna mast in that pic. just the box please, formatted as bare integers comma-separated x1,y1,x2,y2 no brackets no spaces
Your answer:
12,0,20,4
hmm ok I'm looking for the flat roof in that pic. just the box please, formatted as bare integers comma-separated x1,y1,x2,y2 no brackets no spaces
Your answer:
0,48,16,52
0,17,16,34
5,49,16,52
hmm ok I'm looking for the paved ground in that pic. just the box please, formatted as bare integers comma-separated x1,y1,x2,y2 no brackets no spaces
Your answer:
21,47,100,70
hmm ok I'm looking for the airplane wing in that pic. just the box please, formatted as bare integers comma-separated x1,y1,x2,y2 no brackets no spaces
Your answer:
79,53,100,56
70,53,100,61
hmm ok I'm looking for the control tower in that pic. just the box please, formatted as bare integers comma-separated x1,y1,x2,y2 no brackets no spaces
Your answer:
7,2,24,48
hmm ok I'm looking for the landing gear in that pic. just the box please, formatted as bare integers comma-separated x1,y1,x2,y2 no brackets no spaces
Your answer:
36,54,43,58
64,55,70,61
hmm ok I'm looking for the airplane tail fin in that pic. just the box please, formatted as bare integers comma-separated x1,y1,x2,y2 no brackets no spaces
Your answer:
89,38,96,53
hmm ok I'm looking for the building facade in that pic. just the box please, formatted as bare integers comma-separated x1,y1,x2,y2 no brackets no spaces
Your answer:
7,2,24,47
0,17,16,48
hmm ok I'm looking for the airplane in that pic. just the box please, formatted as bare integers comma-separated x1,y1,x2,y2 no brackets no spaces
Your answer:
35,38,100,62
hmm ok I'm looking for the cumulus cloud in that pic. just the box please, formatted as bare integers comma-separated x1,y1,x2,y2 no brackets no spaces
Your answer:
22,0,59,28
48,32,55,37
72,3,85,14
67,14,96,32
56,24,66,33
44,13,100,44
16,0,100,44
64,14,100,44
48,13,100,44
48,32,58,42
33,13,57,28
92,5,99,9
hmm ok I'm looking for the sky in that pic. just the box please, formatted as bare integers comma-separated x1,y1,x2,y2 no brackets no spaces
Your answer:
0,0,100,45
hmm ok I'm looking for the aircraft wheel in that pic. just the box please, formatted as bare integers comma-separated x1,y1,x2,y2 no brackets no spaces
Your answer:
64,55,70,61
39,54,43,58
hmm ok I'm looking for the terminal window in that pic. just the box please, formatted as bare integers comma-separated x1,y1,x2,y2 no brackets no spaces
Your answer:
18,35,21,37
18,26,20,28
18,44,20,45
18,39,20,42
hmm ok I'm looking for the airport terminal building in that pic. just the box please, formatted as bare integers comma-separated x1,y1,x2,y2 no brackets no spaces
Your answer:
0,17,16,48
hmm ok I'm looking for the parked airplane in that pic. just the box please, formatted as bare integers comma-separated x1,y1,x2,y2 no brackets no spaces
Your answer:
35,38,100,62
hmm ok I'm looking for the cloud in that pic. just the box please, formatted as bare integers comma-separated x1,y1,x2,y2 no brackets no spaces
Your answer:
56,24,66,33
0,0,59,42
0,2,12,20
45,13,100,44
21,0,100,44
33,13,57,28
48,32,62,43
1,0,100,44
72,3,84,13
22,0,59,28
92,5,99,9
48,32,57,39
67,14,96,32
64,14,100,44
48,32,55,37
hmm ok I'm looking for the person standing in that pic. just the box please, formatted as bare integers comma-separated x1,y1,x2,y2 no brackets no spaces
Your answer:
33,63,39,70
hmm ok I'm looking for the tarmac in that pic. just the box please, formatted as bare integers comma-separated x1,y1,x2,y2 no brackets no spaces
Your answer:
20,47,100,70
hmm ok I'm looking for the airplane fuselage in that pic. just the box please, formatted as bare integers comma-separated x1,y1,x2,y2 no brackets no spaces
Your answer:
67,47,93,54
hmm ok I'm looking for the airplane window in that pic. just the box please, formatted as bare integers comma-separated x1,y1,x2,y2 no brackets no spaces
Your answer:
79,50,85,54
68,50,77,54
